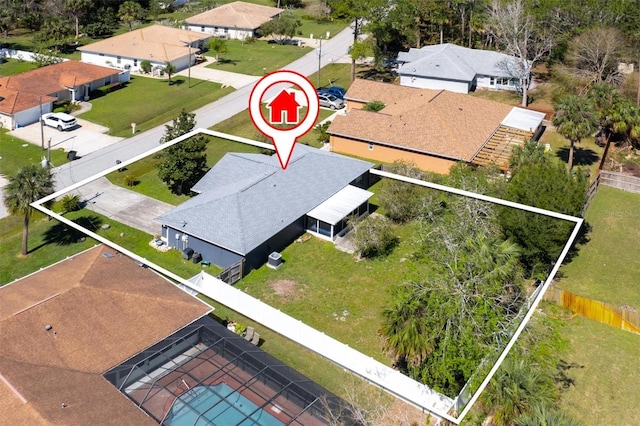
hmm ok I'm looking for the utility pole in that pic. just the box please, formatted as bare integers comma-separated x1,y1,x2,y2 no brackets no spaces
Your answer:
181,40,192,88
38,97,45,150
316,37,323,88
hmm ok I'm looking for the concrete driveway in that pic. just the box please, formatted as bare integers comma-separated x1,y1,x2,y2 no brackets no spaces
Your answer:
176,62,260,89
9,119,123,160
73,177,173,236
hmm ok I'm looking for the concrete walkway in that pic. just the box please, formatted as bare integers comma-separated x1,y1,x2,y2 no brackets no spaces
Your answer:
71,177,173,236
175,62,260,89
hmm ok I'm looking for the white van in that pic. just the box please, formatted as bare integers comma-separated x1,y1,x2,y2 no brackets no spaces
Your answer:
41,112,77,131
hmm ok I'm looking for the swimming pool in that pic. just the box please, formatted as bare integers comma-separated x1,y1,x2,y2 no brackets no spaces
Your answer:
165,383,284,426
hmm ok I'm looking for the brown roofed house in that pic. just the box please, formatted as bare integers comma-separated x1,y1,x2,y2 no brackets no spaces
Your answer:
0,245,211,425
78,24,210,76
183,1,283,40
0,61,122,130
328,79,546,173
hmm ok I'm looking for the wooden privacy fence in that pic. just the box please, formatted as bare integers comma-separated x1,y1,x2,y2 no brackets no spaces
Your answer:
598,170,640,194
544,287,640,335
216,259,244,285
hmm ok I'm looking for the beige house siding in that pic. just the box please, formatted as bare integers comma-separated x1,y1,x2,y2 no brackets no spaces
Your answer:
330,135,457,174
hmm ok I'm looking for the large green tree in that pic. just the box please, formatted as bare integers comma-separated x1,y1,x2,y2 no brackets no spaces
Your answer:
118,0,144,31
208,38,228,62
65,0,91,38
258,13,301,43
157,109,208,195
498,162,588,275
3,165,55,256
163,61,177,85
552,95,598,169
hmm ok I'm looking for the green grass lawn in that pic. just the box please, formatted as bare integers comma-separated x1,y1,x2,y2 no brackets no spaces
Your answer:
239,221,432,363
557,186,640,309
0,58,39,76
0,130,69,177
79,75,234,137
205,39,312,76
559,315,640,426
107,138,265,205
539,130,604,178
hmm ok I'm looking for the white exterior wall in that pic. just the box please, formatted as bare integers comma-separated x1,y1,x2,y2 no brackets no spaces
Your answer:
400,75,470,94
477,74,519,91
13,104,52,129
183,24,254,40
81,51,191,73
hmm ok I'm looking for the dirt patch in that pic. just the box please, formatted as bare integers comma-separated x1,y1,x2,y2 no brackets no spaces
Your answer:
270,279,304,301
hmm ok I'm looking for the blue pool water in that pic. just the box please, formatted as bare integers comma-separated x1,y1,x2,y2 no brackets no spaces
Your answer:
166,383,284,426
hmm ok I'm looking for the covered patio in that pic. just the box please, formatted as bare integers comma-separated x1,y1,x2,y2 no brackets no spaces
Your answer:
305,185,373,241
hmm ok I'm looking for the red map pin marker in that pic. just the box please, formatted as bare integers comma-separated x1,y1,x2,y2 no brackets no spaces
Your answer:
249,70,320,170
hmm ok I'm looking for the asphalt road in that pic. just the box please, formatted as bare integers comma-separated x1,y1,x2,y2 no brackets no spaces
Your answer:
52,26,354,191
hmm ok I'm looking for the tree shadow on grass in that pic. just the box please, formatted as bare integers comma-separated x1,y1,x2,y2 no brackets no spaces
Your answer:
216,58,239,66
29,215,103,253
556,147,600,166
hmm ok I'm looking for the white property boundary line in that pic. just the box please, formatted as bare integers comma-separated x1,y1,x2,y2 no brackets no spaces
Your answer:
31,130,582,424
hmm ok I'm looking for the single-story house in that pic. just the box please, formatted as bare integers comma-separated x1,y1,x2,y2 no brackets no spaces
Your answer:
328,79,546,174
396,43,528,94
78,24,210,74
183,1,283,40
155,145,374,271
0,61,125,130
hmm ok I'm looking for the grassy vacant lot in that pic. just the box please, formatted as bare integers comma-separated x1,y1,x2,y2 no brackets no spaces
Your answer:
557,186,640,308
0,58,38,75
79,76,234,137
206,40,312,76
107,138,265,204
560,316,640,425
239,221,430,363
0,130,69,177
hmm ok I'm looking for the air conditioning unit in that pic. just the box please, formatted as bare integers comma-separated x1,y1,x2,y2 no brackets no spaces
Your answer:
267,252,283,269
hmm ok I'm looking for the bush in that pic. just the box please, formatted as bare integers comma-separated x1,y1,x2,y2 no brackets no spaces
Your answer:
140,59,152,73
60,194,82,213
350,214,398,258
124,175,137,187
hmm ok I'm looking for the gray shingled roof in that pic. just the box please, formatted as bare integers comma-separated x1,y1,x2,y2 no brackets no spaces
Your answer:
155,146,373,255
397,43,522,82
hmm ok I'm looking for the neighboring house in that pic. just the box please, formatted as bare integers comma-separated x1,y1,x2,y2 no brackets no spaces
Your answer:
78,24,210,74
0,245,345,425
155,145,374,271
396,43,527,94
0,61,125,130
328,79,545,174
183,1,283,40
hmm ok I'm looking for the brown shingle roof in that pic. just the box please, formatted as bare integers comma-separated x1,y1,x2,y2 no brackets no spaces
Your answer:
185,1,283,29
0,61,118,114
77,24,210,62
330,79,514,160
0,245,211,425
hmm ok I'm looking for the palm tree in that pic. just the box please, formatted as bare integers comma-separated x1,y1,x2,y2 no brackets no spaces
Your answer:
480,358,558,426
3,165,55,255
163,61,177,85
208,38,228,62
65,0,91,39
118,0,144,31
515,404,583,426
552,95,598,169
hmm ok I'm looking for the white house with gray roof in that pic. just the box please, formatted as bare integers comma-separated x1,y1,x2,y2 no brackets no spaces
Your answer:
155,146,373,271
396,43,527,94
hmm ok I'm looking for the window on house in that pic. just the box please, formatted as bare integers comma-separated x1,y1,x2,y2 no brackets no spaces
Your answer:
368,143,373,151
490,77,495,85
117,56,121,64
201,26,205,32
99,53,104,57
133,59,137,66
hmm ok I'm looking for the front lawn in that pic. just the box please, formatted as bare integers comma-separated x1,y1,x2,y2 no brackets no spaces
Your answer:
559,316,640,425
79,76,234,137
107,138,265,205
557,186,640,308
0,130,69,177
205,39,312,76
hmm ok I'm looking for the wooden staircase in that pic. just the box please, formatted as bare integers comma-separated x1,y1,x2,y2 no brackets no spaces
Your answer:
472,125,533,170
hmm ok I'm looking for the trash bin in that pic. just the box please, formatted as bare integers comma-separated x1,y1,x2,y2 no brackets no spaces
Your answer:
192,252,202,264
67,150,77,161
182,247,194,260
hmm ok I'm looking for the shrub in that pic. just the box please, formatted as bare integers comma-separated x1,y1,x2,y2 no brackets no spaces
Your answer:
61,194,82,213
140,59,152,73
124,175,137,187
350,214,398,258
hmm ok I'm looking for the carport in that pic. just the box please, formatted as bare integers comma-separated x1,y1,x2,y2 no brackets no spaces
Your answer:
306,185,373,240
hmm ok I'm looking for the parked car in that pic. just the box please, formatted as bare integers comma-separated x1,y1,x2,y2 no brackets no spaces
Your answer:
317,86,346,99
318,93,345,110
41,112,77,131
